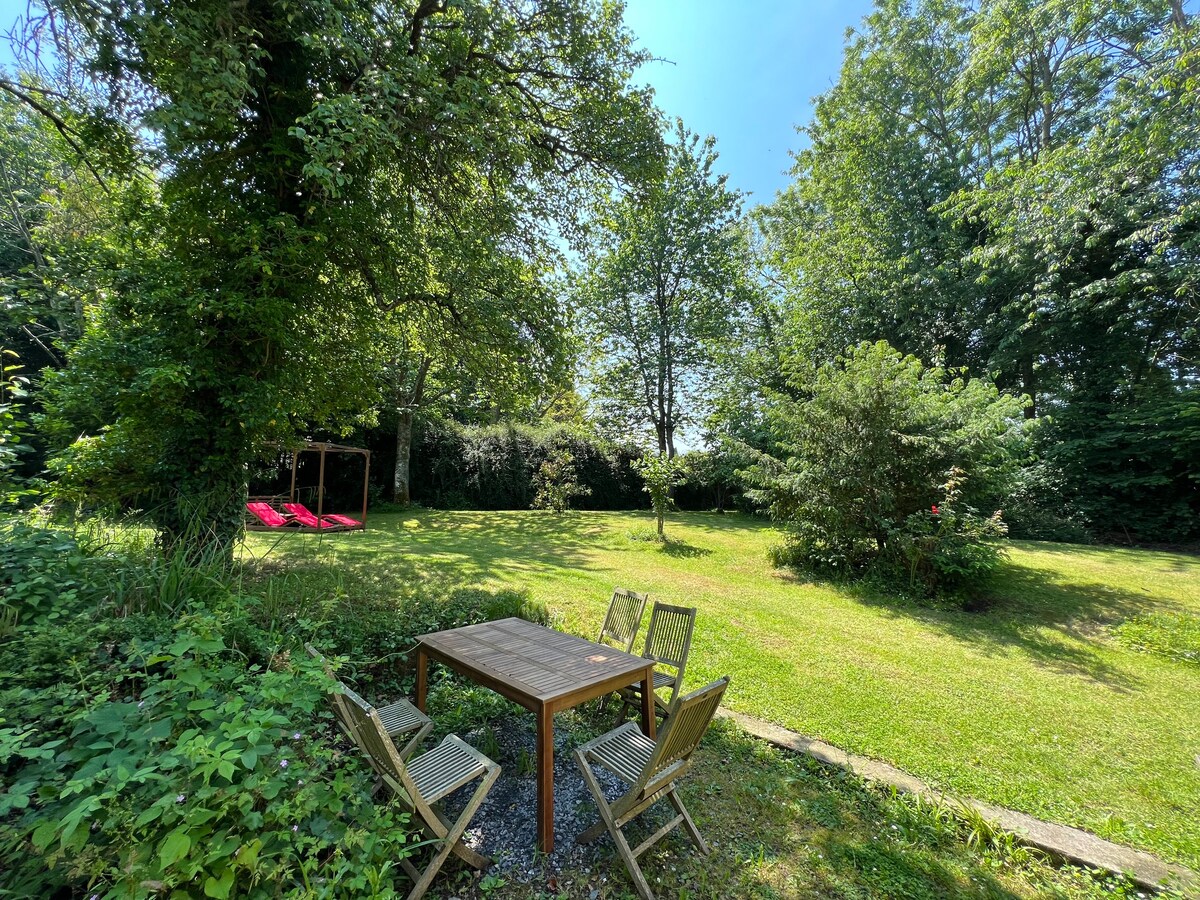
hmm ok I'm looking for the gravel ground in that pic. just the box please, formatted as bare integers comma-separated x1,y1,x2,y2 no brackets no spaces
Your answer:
440,711,674,890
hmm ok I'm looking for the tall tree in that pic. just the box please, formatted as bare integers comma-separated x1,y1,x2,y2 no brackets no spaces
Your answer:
9,0,661,546
579,121,747,457
758,0,1200,540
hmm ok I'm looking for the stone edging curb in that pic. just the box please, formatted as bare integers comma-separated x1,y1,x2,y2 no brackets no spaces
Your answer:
717,709,1199,897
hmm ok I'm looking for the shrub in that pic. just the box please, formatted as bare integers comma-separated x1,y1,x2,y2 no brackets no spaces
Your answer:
1038,391,1200,544
0,351,39,511
674,443,751,512
0,602,416,899
745,341,1026,600
887,468,1008,597
531,447,591,511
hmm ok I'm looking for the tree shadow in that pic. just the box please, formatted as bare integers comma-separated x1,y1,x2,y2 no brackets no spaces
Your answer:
831,555,1182,691
658,538,713,559
431,709,1053,899
242,509,608,600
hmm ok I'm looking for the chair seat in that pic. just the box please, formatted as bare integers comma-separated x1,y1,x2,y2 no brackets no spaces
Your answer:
620,670,675,697
407,734,495,803
582,722,657,783
377,697,430,736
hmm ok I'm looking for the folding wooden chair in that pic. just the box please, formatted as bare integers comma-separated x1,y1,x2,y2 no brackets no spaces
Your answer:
616,602,696,723
599,588,649,653
306,644,432,761
575,677,731,900
338,687,501,900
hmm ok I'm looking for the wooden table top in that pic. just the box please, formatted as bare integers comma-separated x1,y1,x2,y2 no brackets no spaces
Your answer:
417,617,651,704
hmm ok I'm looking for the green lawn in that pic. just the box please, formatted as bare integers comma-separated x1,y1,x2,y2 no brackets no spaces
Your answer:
243,509,1200,871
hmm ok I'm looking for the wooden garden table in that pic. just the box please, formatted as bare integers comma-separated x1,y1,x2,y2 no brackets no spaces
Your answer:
414,617,657,853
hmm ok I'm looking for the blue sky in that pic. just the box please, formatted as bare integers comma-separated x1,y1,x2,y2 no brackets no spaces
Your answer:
624,0,877,207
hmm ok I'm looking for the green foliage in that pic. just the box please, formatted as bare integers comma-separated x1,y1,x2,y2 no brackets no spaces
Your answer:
0,601,414,898
758,0,1200,542
19,0,661,547
674,443,753,512
579,120,749,455
1041,391,1200,542
531,447,591,512
0,518,92,626
1114,612,1200,666
632,452,681,538
747,341,1026,599
0,350,37,509
412,419,643,510
888,468,1009,598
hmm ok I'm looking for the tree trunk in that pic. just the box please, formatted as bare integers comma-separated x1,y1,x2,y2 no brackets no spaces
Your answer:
393,409,414,504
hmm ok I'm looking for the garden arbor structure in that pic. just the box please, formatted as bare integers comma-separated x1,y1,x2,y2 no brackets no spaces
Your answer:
247,441,371,532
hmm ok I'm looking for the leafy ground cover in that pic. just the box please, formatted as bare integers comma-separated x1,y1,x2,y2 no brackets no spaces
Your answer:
243,510,1200,873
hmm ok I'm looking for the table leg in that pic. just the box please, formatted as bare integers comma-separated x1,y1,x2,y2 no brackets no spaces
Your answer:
415,647,428,712
640,670,656,740
537,703,554,853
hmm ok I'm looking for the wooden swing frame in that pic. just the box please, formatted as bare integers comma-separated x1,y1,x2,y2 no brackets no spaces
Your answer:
247,441,371,533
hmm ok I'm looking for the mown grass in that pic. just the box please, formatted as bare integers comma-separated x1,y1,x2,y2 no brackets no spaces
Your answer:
242,509,1200,873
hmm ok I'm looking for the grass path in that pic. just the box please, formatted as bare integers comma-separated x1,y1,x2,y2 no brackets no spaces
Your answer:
244,509,1200,870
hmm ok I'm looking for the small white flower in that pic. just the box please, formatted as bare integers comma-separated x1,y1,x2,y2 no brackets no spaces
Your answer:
280,759,289,769
292,824,299,832
292,732,302,740
176,794,186,803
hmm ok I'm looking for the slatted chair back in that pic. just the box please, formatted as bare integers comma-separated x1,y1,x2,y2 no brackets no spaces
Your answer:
642,602,696,681
599,588,648,653
305,643,356,739
638,676,729,795
337,686,435,820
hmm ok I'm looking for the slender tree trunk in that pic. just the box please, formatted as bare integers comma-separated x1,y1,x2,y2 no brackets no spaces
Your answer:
393,409,414,504
390,356,430,505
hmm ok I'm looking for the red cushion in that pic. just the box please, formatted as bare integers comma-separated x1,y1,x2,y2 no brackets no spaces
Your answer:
247,502,289,528
283,503,336,528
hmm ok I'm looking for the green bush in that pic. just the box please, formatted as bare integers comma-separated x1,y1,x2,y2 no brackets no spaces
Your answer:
1040,391,1200,544
531,447,591,511
0,602,416,899
746,341,1026,600
673,443,752,512
0,350,35,510
887,469,1008,597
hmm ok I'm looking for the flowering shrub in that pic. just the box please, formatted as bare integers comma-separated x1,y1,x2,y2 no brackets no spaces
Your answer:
889,469,1008,597
747,342,1024,602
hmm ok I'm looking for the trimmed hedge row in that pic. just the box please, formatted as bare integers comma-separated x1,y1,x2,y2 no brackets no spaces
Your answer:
409,421,646,510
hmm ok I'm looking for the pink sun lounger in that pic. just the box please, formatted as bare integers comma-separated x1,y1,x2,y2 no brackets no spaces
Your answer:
246,502,292,528
278,501,340,528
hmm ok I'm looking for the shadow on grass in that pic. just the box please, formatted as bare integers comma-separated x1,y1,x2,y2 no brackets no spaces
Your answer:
244,509,608,600
658,538,713,559
822,554,1174,690
430,709,1073,900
